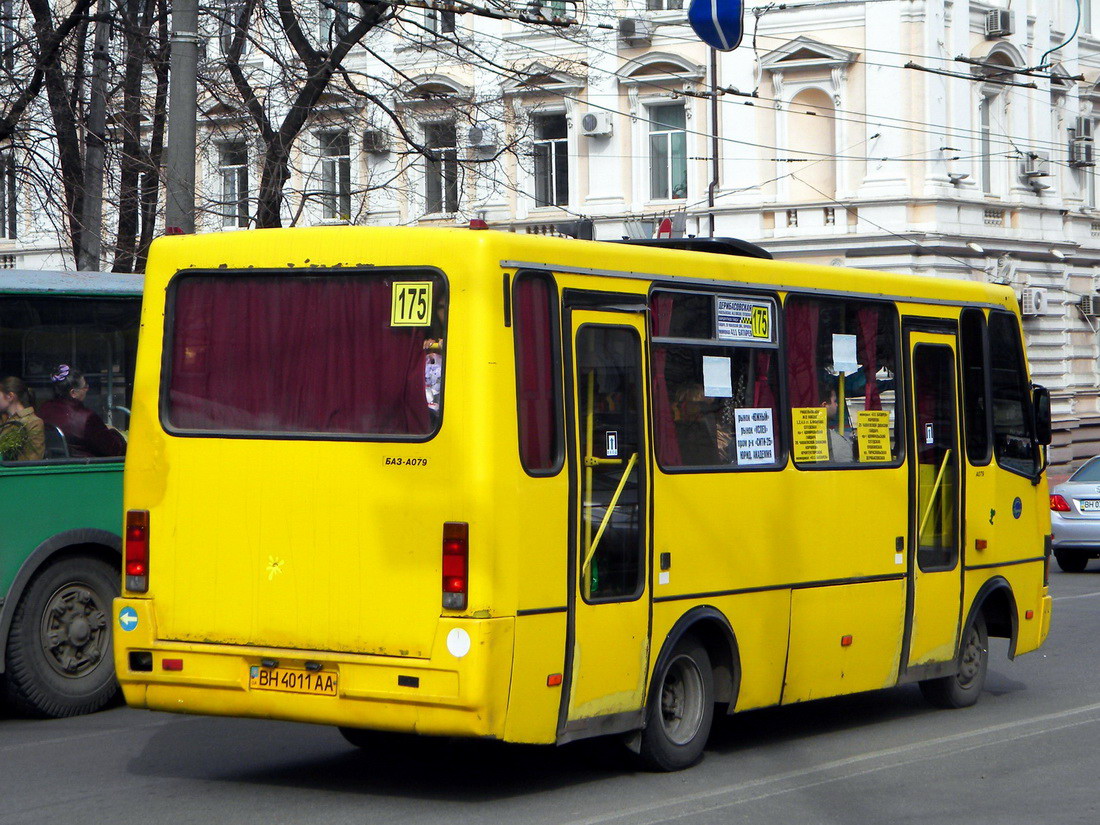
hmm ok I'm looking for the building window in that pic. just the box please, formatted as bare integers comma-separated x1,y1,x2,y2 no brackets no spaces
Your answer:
319,0,349,45
979,94,994,195
533,114,568,208
648,103,687,200
424,122,458,214
218,143,249,228
319,131,351,221
219,0,248,55
0,155,16,240
425,9,455,34
1,0,15,72
646,0,683,9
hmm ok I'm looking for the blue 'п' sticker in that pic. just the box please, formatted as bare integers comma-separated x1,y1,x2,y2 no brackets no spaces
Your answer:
1012,497,1023,519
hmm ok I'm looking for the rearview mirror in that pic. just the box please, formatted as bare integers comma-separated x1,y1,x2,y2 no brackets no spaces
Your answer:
1032,384,1052,446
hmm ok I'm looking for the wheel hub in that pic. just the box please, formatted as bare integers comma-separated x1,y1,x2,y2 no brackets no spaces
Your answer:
659,654,705,746
40,584,109,677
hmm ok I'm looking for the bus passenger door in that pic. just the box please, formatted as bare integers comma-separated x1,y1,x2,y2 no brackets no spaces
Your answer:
563,310,651,735
904,329,964,669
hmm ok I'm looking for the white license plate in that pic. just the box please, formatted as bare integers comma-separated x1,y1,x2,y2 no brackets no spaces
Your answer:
1079,499,1100,511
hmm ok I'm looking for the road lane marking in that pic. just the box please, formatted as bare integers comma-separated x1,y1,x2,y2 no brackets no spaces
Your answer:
562,701,1100,825
1053,591,1100,602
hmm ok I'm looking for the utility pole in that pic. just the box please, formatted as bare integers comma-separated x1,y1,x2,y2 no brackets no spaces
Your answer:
164,0,200,234
76,8,111,270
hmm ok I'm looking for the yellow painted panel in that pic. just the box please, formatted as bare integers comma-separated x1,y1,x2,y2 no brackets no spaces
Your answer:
505,612,567,744
783,580,905,703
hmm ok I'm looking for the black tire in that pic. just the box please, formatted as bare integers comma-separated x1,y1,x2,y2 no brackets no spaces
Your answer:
919,614,989,710
1054,552,1089,573
3,556,120,718
636,637,715,771
338,727,414,752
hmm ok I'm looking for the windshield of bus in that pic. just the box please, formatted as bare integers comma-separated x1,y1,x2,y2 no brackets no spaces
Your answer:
164,270,446,438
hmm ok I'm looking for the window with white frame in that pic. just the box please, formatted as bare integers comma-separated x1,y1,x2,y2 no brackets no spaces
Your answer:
319,0,349,46
646,0,683,9
424,121,458,213
0,154,15,239
979,93,995,195
533,114,568,208
648,103,687,200
425,8,456,34
319,130,351,221
218,143,249,228
220,0,249,56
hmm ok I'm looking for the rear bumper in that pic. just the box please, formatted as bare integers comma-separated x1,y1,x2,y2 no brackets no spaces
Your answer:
113,598,515,739
1050,512,1100,550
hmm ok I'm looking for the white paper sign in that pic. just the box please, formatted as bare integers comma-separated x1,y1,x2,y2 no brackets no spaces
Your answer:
734,407,775,465
702,356,733,398
832,333,860,375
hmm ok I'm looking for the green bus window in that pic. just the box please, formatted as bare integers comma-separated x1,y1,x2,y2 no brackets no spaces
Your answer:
988,311,1037,476
959,309,991,465
786,296,899,467
513,274,562,474
651,290,782,470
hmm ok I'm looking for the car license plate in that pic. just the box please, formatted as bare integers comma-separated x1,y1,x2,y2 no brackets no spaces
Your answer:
1079,499,1100,511
249,666,337,696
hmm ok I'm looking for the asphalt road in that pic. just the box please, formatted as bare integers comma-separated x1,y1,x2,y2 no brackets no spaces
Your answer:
3,568,1099,825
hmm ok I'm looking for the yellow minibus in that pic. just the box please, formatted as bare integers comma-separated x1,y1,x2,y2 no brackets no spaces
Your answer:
115,227,1052,770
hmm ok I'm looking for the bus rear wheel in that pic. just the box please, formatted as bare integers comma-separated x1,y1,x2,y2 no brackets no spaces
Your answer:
636,637,714,771
3,557,120,718
919,614,988,710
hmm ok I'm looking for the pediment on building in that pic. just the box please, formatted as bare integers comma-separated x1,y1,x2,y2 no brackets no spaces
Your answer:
504,63,587,95
760,37,858,74
618,52,705,85
402,74,473,101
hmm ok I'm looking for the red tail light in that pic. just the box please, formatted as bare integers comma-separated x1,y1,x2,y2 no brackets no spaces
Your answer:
125,510,149,592
442,522,468,610
1050,494,1071,512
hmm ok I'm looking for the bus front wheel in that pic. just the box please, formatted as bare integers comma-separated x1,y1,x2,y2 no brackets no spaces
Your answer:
636,637,715,771
3,556,120,718
919,614,989,710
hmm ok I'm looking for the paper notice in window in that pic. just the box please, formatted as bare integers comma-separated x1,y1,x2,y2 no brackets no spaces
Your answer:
702,356,733,398
734,407,775,465
857,410,892,463
792,407,829,462
831,333,860,375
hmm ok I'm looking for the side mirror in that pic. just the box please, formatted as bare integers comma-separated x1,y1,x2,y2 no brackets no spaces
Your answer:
1032,384,1052,446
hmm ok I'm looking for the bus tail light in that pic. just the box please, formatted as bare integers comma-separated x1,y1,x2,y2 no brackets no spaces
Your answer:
1050,494,1071,512
442,522,468,610
125,510,149,592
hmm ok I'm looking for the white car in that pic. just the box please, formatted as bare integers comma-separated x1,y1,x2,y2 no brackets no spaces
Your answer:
1050,456,1100,572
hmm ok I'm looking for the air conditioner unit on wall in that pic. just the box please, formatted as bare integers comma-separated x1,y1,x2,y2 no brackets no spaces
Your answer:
1076,117,1094,142
580,111,613,137
619,17,653,47
1020,287,1049,317
985,9,1013,38
1021,151,1051,178
1070,138,1095,168
468,124,497,149
362,130,389,155
1079,294,1100,318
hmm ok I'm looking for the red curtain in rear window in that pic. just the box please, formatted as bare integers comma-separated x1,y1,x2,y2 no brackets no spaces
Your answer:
514,275,560,471
168,274,433,436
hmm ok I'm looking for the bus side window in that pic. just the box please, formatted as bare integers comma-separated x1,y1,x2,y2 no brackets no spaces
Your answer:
513,273,562,475
786,295,899,467
959,309,991,465
988,311,1037,477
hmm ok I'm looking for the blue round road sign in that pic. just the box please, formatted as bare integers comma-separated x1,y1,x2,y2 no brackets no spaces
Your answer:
118,606,139,632
688,0,745,52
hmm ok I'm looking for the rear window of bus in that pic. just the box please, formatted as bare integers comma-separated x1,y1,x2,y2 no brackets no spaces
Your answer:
163,270,445,439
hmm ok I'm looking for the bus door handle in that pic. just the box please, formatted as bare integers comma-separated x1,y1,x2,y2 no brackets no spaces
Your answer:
585,456,624,467
582,452,638,577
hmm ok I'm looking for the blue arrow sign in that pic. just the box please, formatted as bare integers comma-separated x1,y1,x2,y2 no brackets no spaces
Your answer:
688,0,745,52
118,606,138,632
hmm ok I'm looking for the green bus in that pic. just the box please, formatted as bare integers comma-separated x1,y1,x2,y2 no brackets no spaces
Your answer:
0,270,141,716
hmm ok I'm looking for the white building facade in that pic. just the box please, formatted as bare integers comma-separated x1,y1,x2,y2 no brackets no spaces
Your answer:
2,0,1100,462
